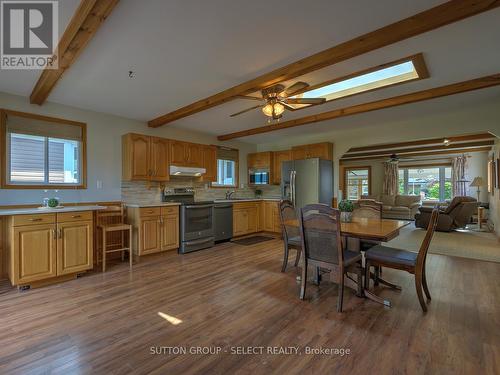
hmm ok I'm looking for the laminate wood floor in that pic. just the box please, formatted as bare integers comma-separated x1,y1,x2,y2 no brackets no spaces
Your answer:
0,239,499,375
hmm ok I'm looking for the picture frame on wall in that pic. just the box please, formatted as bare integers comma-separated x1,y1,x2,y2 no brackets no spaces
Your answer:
497,158,500,189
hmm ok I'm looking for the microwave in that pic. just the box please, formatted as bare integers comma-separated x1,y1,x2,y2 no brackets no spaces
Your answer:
249,168,270,185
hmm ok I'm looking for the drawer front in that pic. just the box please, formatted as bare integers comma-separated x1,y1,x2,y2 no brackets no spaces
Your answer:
13,214,56,226
57,211,93,223
161,206,179,216
139,207,161,217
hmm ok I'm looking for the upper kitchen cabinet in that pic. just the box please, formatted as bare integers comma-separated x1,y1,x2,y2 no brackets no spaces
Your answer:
170,140,203,168
202,145,217,182
291,142,333,161
248,152,273,169
272,150,291,185
122,133,169,182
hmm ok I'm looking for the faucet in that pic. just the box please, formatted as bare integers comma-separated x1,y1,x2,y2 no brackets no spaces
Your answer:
225,190,236,200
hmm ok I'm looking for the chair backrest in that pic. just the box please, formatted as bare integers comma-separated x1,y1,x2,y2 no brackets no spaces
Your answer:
449,201,478,227
416,209,439,268
444,196,476,214
299,204,343,265
352,199,382,220
279,200,300,241
96,204,126,226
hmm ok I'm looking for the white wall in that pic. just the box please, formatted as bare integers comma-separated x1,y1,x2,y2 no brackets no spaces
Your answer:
0,92,256,205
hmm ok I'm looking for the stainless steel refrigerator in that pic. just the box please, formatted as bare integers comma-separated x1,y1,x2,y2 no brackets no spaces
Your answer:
281,158,333,208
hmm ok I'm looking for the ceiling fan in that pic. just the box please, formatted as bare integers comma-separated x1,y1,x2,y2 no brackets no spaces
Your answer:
386,154,419,163
230,81,326,120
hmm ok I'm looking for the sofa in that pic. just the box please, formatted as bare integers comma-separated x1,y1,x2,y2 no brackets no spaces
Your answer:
415,196,477,232
361,194,421,220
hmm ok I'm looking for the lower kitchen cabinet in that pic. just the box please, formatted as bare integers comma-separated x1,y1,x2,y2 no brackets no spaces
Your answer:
5,212,94,287
127,205,179,256
261,201,281,233
232,201,281,237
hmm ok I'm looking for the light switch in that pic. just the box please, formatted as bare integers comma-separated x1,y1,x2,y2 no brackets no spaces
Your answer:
96,180,103,189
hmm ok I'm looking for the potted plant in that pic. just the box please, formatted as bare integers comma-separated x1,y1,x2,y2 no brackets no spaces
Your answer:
338,199,354,222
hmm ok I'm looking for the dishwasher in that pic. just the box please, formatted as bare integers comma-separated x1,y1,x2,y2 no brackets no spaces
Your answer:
214,203,233,242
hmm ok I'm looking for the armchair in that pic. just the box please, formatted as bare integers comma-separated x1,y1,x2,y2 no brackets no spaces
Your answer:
415,196,477,232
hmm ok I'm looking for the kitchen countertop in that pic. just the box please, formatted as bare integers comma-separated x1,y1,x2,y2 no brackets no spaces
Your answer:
214,198,281,203
124,202,182,208
0,205,107,216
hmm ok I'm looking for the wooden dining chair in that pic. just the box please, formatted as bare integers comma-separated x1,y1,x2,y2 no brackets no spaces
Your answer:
364,209,439,312
299,204,363,312
97,205,133,272
279,200,301,272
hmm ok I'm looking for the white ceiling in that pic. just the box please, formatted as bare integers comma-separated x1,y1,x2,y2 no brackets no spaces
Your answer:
0,0,499,144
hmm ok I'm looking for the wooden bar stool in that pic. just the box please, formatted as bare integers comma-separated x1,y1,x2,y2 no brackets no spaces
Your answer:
97,205,133,272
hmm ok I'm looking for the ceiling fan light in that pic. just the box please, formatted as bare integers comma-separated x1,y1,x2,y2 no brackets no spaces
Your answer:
273,102,285,116
262,103,274,117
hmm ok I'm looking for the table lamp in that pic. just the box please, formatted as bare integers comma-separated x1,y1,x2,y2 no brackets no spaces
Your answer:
469,177,484,202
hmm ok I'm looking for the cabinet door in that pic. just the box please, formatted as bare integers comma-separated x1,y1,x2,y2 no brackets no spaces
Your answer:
202,145,217,182
139,217,161,255
273,150,291,184
150,137,170,181
161,215,179,251
291,146,307,160
130,134,151,180
186,143,203,167
247,207,259,234
57,221,93,275
233,209,248,237
308,143,333,160
247,153,257,169
170,140,187,166
262,202,274,232
13,224,57,284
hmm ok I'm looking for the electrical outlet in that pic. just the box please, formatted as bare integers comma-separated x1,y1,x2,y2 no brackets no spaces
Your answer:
96,180,103,189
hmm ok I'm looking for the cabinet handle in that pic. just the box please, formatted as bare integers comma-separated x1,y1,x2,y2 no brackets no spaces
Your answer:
71,215,81,218
30,218,42,222
53,229,57,239
58,229,63,239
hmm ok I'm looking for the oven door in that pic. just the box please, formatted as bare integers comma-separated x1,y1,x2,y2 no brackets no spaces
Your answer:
181,204,214,241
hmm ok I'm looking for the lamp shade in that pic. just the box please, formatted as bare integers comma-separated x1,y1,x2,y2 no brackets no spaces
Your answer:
469,177,484,187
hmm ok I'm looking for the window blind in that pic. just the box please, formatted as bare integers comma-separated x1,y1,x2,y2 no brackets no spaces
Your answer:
216,146,238,162
6,114,83,141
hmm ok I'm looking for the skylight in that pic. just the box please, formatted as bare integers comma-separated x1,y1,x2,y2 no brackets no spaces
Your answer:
290,55,426,108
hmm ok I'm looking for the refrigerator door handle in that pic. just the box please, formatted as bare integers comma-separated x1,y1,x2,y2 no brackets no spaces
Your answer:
289,170,294,204
292,171,297,206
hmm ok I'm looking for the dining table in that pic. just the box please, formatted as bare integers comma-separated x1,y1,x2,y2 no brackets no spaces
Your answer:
286,217,412,307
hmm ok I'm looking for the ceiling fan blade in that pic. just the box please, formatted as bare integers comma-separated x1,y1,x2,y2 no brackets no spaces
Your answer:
282,102,295,110
286,97,326,105
285,81,309,96
230,104,263,117
235,95,265,102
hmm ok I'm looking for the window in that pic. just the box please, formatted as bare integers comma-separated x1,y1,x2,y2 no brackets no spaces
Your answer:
2,110,86,188
289,54,428,109
212,146,238,187
399,166,452,202
344,167,371,200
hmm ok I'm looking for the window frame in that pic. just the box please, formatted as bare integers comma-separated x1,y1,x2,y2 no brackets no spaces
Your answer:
0,109,87,190
398,163,452,202
287,53,429,111
342,166,372,200
211,146,239,188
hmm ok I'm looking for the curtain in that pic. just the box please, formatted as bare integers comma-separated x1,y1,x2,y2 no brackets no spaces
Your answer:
451,155,467,197
383,162,398,196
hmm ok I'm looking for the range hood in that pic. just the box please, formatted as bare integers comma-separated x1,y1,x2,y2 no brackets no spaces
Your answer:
170,165,206,177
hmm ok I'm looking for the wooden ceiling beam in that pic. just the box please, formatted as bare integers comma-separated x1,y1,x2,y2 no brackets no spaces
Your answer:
347,133,495,153
340,146,492,162
30,0,120,105
217,73,500,141
149,0,500,127
344,140,494,158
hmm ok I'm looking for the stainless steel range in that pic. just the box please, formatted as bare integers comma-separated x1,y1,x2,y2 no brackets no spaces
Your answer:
163,188,214,253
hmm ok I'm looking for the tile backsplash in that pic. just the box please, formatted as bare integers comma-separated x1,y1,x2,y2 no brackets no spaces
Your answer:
122,179,281,204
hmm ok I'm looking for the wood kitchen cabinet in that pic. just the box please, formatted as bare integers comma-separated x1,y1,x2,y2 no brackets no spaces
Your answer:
232,202,260,237
170,140,203,168
122,133,170,182
272,150,291,185
260,201,281,233
5,212,94,287
291,142,333,161
127,205,179,256
248,152,273,169
201,145,217,182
